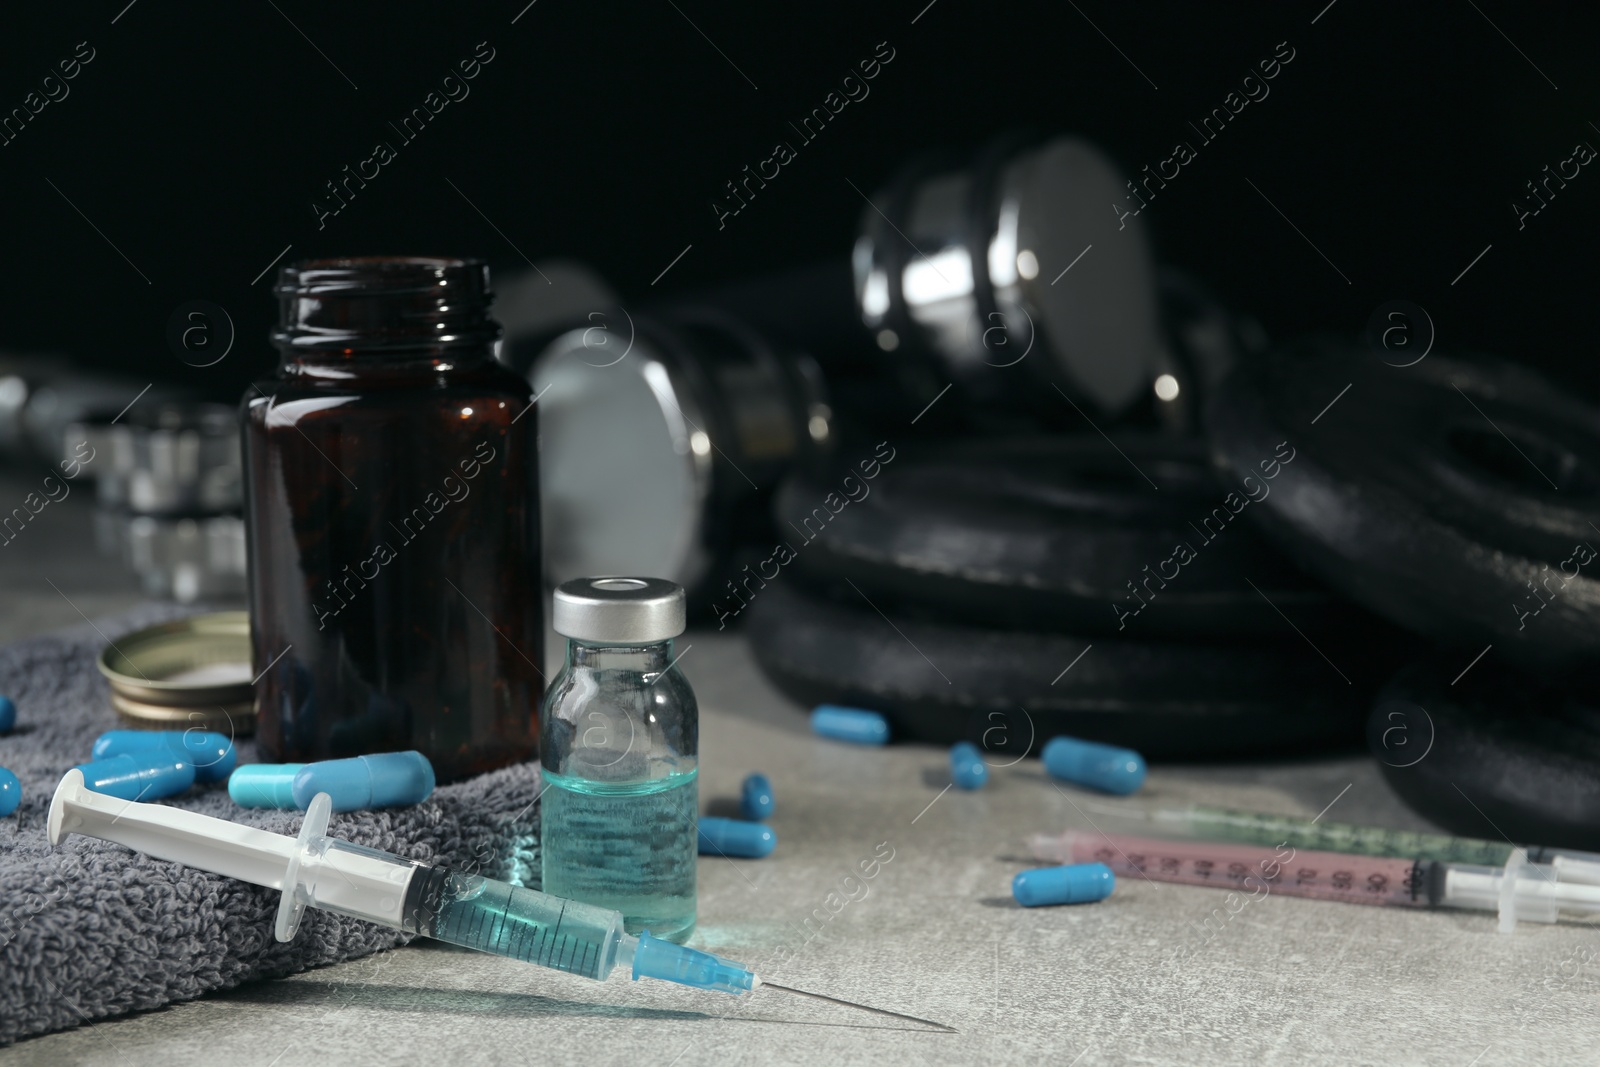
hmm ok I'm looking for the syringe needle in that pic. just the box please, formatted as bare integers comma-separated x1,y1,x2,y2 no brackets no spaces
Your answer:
759,981,958,1033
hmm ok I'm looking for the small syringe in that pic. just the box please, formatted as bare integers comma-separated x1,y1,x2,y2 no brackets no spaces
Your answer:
1031,829,1600,932
49,770,953,1031
1131,803,1600,866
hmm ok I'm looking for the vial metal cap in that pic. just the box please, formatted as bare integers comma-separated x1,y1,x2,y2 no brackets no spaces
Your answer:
552,576,686,644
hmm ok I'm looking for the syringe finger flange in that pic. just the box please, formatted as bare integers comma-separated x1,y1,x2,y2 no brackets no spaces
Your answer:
276,792,333,943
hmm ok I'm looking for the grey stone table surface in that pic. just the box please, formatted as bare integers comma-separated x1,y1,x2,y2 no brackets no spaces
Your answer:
0,469,1595,1067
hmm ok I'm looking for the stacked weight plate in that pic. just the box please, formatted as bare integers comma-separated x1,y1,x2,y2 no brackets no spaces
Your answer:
745,433,1401,759
1208,339,1600,847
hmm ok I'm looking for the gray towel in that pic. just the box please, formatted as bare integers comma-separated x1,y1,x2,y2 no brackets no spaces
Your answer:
0,605,542,1046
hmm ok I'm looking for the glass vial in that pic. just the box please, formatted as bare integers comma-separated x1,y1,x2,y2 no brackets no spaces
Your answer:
243,257,542,782
540,577,697,943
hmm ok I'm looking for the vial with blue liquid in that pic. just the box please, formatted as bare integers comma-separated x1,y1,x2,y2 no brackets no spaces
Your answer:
541,577,698,944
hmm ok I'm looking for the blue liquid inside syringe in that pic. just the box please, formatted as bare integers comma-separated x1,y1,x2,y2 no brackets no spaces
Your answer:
403,866,629,980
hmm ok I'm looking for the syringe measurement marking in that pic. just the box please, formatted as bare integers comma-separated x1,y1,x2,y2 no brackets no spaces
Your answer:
478,898,500,950
504,888,551,967
534,927,555,967
547,900,600,977
464,899,490,952
484,896,507,951
1188,805,1513,865
553,900,574,971
1300,822,1475,863
427,879,612,978
1086,845,1428,907
505,900,530,961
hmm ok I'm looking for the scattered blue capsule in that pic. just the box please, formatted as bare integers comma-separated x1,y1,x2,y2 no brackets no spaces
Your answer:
92,729,237,784
810,705,890,746
1042,735,1146,795
1012,862,1116,907
0,695,14,733
227,763,307,809
740,773,775,820
75,751,196,801
291,751,436,813
0,767,19,817
950,742,989,790
699,816,777,858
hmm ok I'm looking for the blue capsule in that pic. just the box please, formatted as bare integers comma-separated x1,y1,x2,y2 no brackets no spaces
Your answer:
91,729,237,784
0,695,14,733
0,767,19,816
950,742,989,790
75,751,196,801
291,751,436,813
810,705,890,746
1042,736,1147,795
699,816,777,858
227,763,307,808
740,773,775,820
1012,862,1116,907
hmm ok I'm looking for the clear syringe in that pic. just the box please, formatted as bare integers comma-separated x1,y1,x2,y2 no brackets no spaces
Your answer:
49,770,953,1030
1030,829,1600,932
1127,803,1600,866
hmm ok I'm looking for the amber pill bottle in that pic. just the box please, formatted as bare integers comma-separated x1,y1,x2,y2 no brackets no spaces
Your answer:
243,257,542,781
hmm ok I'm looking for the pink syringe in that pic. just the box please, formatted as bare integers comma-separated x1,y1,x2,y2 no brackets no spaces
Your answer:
1029,830,1600,932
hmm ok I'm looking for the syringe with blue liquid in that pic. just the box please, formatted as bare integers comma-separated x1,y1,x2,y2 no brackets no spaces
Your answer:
48,770,952,1032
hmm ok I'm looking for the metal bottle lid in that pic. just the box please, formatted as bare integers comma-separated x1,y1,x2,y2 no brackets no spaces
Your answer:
552,577,686,645
96,612,256,734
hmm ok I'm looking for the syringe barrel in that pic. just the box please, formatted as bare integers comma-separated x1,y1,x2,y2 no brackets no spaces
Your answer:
1181,804,1515,865
401,865,629,981
1054,831,1436,908
293,835,420,930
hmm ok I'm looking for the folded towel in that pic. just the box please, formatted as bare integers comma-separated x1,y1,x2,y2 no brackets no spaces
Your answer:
0,605,541,1046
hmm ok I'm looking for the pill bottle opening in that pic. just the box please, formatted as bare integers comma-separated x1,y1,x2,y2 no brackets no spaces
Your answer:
591,578,649,591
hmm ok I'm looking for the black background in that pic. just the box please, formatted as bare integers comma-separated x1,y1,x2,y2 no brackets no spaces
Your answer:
0,1,1594,402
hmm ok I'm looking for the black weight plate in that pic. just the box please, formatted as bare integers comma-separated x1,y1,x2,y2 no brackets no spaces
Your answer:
771,434,1358,639
1209,340,1600,685
745,579,1385,759
1370,660,1600,851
